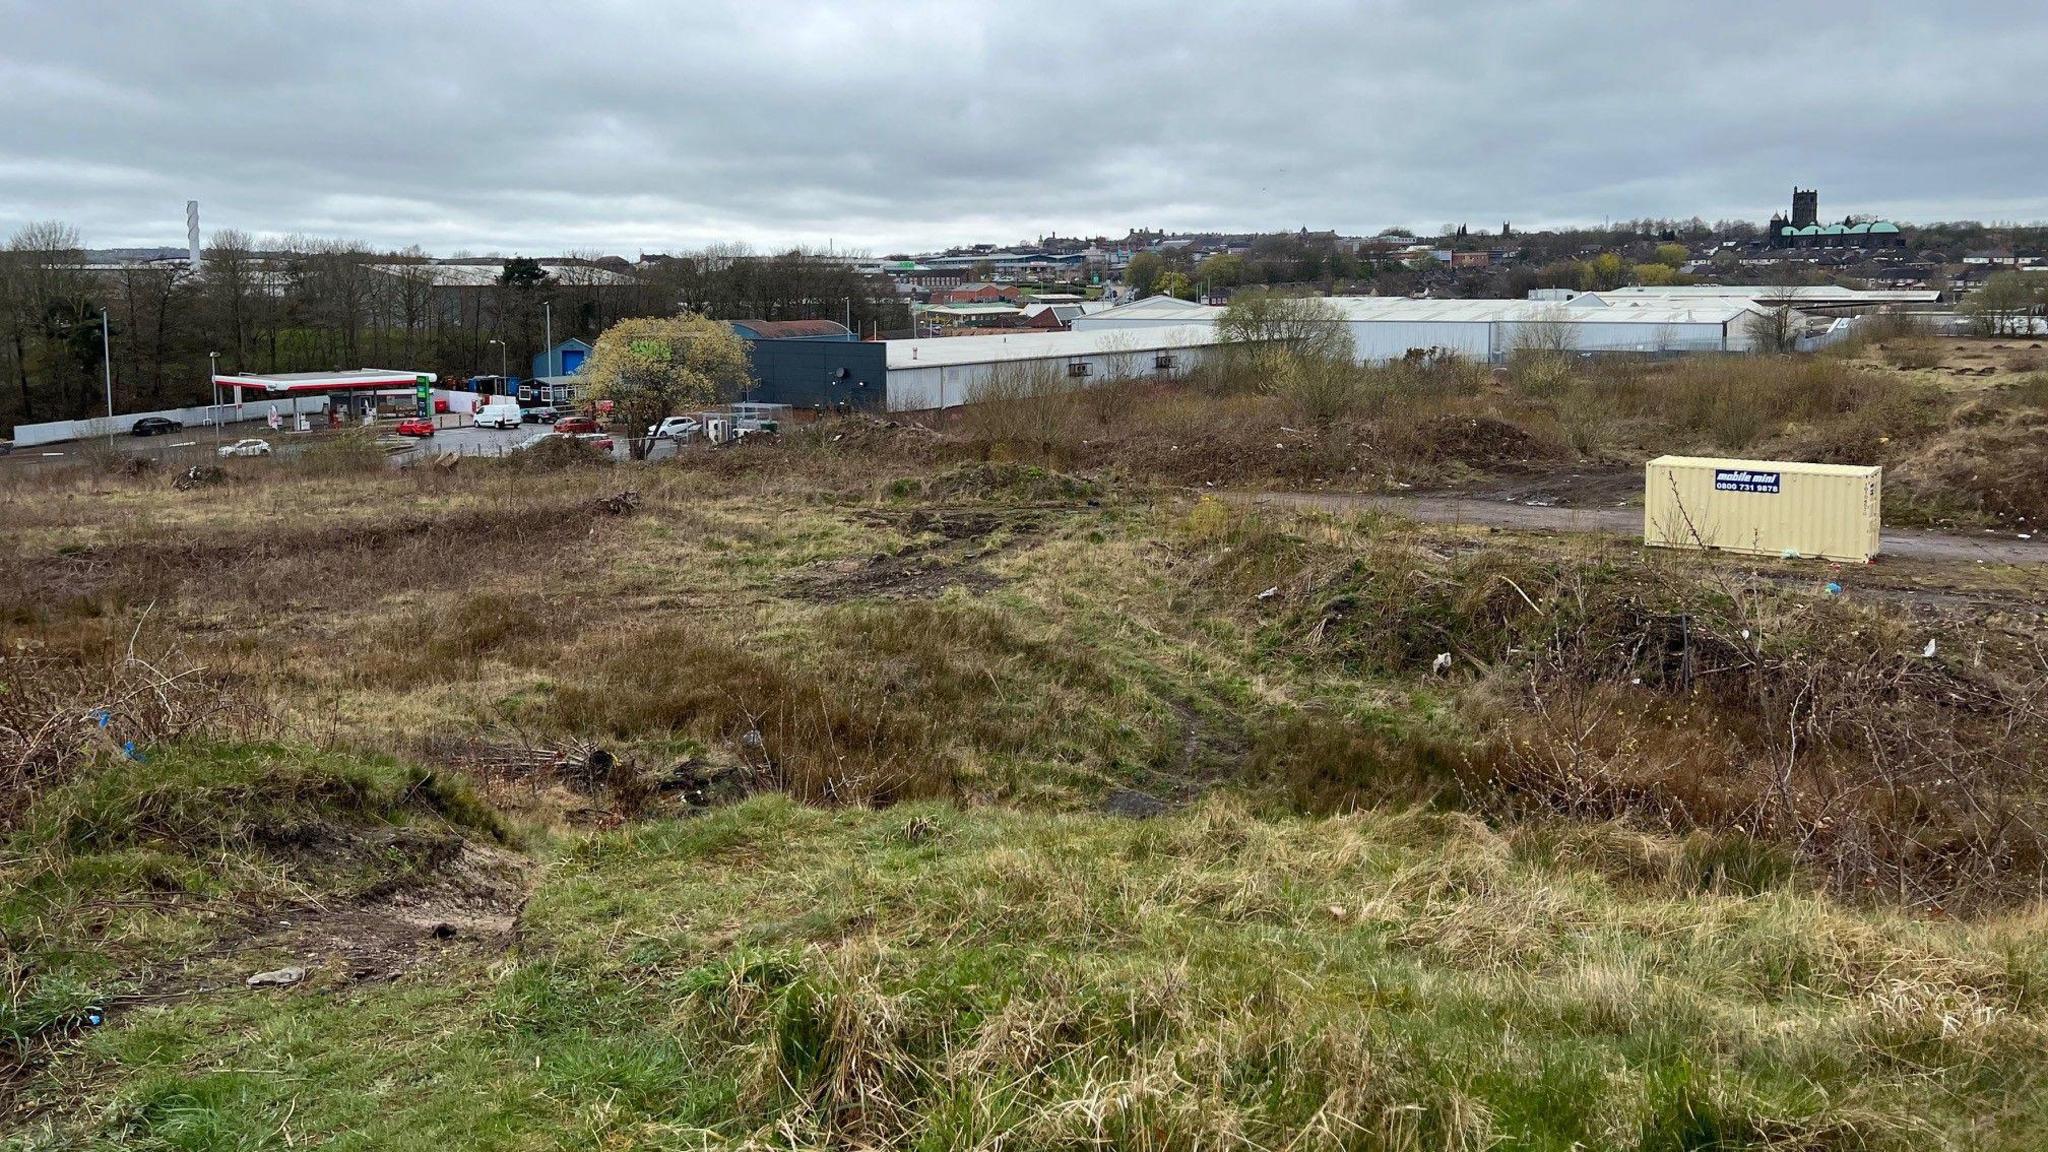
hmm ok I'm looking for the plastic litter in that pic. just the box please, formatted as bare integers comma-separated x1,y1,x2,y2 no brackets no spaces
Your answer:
246,966,306,989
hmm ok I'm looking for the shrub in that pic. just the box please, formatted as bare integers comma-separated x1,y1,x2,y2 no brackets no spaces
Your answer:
300,429,389,476
1883,340,1943,371
1583,355,1909,453
959,362,1086,459
489,435,614,473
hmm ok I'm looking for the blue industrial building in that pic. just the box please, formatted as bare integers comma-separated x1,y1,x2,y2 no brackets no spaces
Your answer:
532,338,592,379
732,320,886,412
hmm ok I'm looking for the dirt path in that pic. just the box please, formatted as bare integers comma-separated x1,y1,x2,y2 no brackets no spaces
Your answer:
1238,491,2048,566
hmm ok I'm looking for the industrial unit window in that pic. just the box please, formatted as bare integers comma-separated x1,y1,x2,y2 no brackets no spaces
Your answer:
1154,354,1177,370
1067,361,1093,378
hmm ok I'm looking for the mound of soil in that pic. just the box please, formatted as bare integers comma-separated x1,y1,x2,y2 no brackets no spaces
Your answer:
494,436,613,472
1415,414,1558,465
791,507,1041,602
817,416,943,458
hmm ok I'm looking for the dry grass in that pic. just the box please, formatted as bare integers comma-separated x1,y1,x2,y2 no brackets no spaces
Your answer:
1888,397,2048,526
1548,355,1931,454
5,454,2048,1147
13,457,2043,911
1171,497,2048,909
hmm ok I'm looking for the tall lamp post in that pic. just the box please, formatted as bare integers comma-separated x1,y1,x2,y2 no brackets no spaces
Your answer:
488,338,507,386
208,351,221,450
100,308,113,419
541,300,554,407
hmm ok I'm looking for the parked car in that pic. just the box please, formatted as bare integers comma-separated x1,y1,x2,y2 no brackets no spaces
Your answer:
475,401,525,430
648,416,701,440
574,433,615,452
394,417,435,437
131,416,183,437
217,438,271,458
521,405,560,425
554,414,599,435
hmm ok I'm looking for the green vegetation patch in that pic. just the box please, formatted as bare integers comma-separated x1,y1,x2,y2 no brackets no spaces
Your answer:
2,743,503,1072
22,795,2048,1150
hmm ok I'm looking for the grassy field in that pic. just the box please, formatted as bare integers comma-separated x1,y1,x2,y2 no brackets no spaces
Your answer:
5,350,2048,1148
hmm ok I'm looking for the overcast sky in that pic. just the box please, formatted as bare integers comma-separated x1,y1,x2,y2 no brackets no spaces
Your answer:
4,1,2045,256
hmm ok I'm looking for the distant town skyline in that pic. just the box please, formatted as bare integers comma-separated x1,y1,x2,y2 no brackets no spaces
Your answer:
6,1,2048,254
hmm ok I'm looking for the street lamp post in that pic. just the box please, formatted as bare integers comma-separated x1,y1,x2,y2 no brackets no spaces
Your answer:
543,301,554,377
208,352,221,450
489,338,507,384
100,308,113,419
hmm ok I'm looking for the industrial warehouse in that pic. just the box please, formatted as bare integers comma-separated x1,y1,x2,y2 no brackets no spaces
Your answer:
879,326,1227,411
737,289,1893,413
1070,293,1788,359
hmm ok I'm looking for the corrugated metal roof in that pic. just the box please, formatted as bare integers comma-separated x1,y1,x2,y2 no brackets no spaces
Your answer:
1319,297,1765,325
1591,285,1937,304
1077,295,1221,323
732,319,852,339
886,326,1225,370
1080,294,1760,327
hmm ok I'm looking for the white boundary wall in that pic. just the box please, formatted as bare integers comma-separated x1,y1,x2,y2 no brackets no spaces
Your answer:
9,396,331,447
11,388,484,447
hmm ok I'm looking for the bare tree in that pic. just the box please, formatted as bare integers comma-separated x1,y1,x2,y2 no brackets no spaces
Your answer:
1216,289,1355,386
204,229,259,370
3,221,88,422
1745,295,1805,353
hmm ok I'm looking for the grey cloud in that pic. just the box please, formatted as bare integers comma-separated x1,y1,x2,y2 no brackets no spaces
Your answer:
3,0,2046,254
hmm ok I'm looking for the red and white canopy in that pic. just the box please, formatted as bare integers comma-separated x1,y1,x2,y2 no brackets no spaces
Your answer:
213,369,438,395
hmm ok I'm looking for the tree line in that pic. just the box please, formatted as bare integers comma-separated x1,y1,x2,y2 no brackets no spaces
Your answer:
0,222,907,433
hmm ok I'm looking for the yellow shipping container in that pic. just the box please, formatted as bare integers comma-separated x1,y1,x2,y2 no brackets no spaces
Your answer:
1644,456,1881,562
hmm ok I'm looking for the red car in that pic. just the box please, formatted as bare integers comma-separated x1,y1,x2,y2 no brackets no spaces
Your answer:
554,415,599,435
394,417,436,437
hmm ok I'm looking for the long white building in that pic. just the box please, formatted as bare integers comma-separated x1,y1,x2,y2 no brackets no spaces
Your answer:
1570,285,1941,311
883,326,1226,411
1072,295,1781,361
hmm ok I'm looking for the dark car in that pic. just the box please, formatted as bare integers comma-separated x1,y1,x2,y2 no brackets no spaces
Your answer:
130,416,183,437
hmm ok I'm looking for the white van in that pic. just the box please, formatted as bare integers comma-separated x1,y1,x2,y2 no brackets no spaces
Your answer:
475,401,525,429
